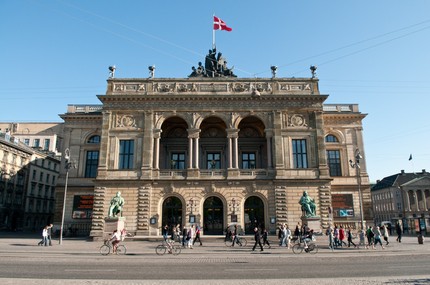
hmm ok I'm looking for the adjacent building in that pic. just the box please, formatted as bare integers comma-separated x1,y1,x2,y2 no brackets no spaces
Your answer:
372,169,430,234
54,49,372,238
0,131,60,231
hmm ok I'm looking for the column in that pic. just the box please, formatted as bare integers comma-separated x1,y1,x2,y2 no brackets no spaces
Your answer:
153,130,160,169
194,137,199,169
233,136,239,169
414,190,419,211
404,190,411,211
188,137,193,169
265,130,273,169
228,137,232,169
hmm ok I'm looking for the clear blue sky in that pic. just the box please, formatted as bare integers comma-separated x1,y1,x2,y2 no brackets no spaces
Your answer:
1,0,429,182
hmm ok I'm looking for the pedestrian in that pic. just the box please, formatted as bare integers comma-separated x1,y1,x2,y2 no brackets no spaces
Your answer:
365,226,374,249
347,227,357,248
382,224,389,245
326,225,334,250
373,226,385,249
280,224,287,246
333,225,340,248
47,224,53,246
339,226,347,247
261,228,271,248
187,225,195,249
193,225,203,246
277,224,283,245
252,227,264,252
174,224,181,243
396,222,402,243
285,224,291,249
358,228,366,247
162,224,169,241
42,226,49,246
294,224,300,240
182,226,187,247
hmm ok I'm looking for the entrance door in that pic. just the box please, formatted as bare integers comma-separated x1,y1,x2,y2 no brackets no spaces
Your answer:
162,197,182,229
244,196,264,234
203,197,224,235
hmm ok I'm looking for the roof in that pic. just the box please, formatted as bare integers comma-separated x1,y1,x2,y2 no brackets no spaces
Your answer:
371,171,430,191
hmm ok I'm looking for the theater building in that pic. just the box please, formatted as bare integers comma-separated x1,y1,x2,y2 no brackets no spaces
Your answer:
55,51,371,238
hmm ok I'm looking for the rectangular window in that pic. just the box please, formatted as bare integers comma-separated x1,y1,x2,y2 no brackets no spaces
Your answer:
118,140,134,169
34,139,40,148
24,139,30,146
292,139,308,168
241,152,256,169
85,151,99,178
171,153,185,169
44,139,50,150
207,153,221,169
46,174,50,184
327,150,342,176
39,172,43,182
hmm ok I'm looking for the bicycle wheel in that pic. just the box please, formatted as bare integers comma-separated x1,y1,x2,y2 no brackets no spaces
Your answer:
99,245,110,255
292,243,304,254
172,245,181,255
239,237,247,247
225,238,233,247
155,245,166,255
117,245,127,255
308,244,318,254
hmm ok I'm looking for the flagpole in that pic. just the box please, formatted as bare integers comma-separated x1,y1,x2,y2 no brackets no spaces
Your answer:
212,14,216,49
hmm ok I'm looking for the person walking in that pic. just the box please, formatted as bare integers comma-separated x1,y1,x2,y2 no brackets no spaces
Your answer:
47,224,53,246
396,222,402,243
382,224,389,245
365,226,374,249
339,226,347,247
326,225,334,251
261,228,271,248
42,226,49,246
280,224,287,247
373,226,385,249
333,226,340,248
347,227,357,248
285,224,292,249
182,226,187,248
231,225,242,247
252,227,264,252
193,225,203,246
187,225,195,249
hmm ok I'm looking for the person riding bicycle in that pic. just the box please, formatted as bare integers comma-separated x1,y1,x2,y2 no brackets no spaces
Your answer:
302,229,314,249
231,225,242,246
109,229,121,254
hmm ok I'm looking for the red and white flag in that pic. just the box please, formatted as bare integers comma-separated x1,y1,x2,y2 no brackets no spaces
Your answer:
213,16,232,31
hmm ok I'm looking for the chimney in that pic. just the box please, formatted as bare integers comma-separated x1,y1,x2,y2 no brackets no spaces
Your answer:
422,169,426,174
401,170,405,175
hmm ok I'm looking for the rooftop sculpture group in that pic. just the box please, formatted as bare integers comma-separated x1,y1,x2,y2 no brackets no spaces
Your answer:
189,48,237,78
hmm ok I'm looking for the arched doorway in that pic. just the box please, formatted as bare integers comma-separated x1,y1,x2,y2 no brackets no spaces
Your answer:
244,196,264,234
162,197,183,230
203,196,224,235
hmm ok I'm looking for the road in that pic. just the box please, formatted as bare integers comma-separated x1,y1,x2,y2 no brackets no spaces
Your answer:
0,235,429,284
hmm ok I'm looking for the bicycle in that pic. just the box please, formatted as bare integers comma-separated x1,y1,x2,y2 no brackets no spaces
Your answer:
292,238,318,254
225,235,247,247
99,240,127,255
155,240,181,256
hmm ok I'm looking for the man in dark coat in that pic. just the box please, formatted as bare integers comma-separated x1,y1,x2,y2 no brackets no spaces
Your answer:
252,227,264,252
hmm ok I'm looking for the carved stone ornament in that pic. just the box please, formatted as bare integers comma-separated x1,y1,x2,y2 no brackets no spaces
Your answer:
117,114,137,128
289,114,307,127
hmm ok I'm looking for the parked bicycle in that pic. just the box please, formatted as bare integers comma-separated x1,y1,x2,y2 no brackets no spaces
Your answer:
225,235,247,247
156,240,181,255
99,239,127,255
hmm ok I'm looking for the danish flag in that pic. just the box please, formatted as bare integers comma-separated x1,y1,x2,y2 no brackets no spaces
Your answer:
213,16,232,31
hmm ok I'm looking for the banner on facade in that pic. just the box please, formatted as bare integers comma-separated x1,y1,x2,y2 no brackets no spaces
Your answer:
72,195,94,219
331,194,354,217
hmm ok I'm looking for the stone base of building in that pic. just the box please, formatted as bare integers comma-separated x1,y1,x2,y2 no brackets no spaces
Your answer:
301,216,321,233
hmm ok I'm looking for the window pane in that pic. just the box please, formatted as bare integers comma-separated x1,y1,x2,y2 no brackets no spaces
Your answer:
171,153,185,169
119,140,134,169
241,152,256,169
85,151,99,178
292,139,308,168
327,150,342,176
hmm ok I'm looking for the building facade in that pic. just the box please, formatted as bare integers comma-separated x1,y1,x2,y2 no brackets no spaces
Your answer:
372,169,430,234
54,59,371,238
0,132,60,231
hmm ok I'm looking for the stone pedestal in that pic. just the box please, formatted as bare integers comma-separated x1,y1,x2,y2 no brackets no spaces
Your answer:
104,217,126,239
301,216,321,233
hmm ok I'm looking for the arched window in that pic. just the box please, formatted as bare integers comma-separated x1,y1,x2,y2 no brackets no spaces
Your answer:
325,135,339,143
87,135,100,144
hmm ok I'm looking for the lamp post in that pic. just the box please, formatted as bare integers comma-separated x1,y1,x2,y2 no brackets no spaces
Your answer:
59,148,75,245
349,149,364,230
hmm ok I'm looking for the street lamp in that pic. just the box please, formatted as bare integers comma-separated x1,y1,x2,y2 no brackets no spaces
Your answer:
59,148,75,245
349,149,364,230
